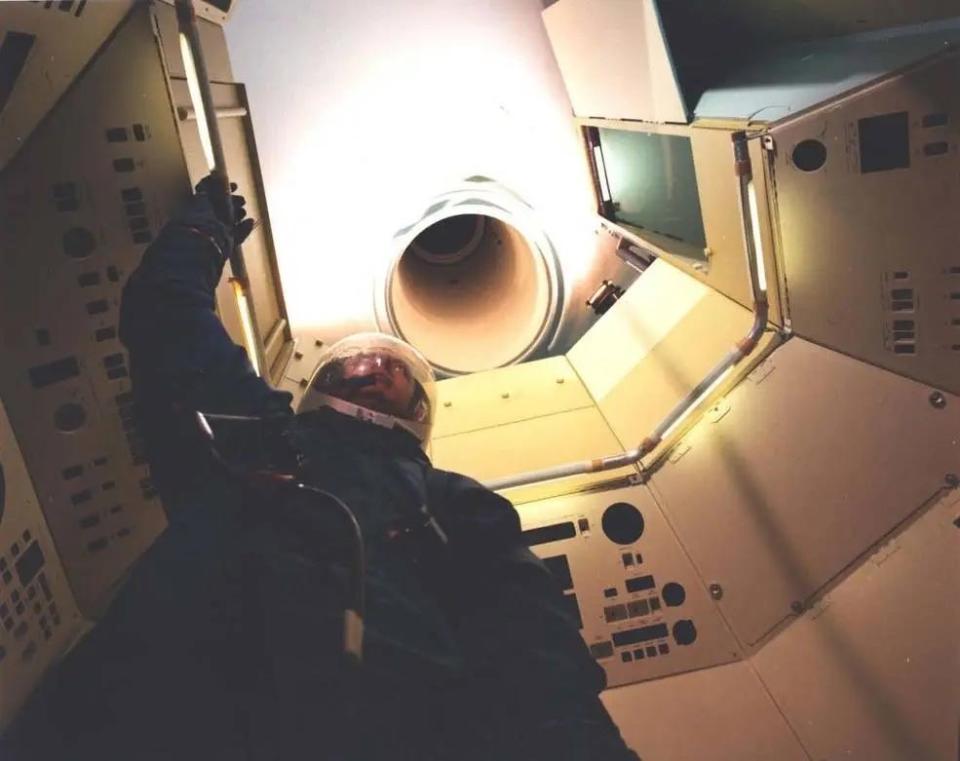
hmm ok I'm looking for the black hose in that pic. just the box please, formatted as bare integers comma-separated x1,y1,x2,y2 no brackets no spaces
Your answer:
194,411,366,661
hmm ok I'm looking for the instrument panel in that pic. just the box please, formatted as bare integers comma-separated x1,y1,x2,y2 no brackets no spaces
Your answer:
518,482,741,687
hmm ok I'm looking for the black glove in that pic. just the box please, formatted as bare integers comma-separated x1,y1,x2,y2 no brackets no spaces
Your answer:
177,173,256,260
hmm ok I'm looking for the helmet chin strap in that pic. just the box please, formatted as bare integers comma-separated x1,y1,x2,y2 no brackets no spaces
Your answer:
299,391,430,446
313,393,399,430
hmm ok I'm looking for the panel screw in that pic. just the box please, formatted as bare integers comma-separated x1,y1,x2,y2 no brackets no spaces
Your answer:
946,473,959,488
790,600,804,614
314,339,323,347
556,378,565,384
708,583,723,600
443,401,452,408
501,392,510,399
294,351,303,360
930,391,947,409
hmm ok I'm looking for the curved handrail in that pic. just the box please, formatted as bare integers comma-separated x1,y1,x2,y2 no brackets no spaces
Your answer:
484,132,770,492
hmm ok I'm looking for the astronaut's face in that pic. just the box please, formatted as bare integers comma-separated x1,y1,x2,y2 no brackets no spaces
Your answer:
337,351,416,418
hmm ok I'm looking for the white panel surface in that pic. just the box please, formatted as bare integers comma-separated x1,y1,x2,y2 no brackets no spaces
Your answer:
753,494,960,761
543,0,686,122
602,661,810,761
651,338,960,647
567,259,708,402
771,51,960,394
0,1,134,169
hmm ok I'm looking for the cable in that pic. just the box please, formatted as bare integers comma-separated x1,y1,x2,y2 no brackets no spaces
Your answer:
295,483,365,662
194,410,366,662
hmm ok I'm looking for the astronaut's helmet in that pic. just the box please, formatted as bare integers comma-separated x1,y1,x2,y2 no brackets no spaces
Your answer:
298,332,436,446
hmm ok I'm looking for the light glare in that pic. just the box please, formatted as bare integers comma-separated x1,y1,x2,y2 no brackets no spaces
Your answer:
593,145,612,203
747,180,769,295
232,279,262,376
180,32,215,170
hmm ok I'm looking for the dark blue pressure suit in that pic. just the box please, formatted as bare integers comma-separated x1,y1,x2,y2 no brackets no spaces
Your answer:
1,193,639,761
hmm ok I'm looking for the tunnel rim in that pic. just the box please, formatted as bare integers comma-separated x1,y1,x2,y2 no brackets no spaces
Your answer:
374,179,564,377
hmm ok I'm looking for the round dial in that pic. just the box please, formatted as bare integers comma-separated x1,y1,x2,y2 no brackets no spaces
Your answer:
601,502,645,545
672,619,698,646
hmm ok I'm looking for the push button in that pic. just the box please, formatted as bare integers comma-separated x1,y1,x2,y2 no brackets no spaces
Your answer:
589,641,614,660
603,604,629,623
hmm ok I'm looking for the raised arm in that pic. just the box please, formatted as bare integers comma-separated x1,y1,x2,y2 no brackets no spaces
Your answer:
119,178,292,418
119,179,292,486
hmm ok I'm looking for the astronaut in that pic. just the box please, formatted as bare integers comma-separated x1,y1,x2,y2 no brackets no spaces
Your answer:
4,179,639,761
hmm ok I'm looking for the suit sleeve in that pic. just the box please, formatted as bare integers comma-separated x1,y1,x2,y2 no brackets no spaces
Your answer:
434,471,639,760
118,224,293,490
119,224,292,418
434,472,604,691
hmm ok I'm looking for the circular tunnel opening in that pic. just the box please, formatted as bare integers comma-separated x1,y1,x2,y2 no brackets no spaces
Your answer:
388,213,553,375
409,214,486,264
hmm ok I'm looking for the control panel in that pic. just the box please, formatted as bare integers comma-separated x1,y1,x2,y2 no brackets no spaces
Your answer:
0,398,83,729
518,482,740,687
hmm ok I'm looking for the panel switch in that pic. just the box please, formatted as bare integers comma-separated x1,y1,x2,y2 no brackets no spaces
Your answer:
603,604,629,623
589,641,614,660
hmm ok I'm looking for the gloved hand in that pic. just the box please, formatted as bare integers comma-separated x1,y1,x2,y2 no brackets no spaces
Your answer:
177,173,256,262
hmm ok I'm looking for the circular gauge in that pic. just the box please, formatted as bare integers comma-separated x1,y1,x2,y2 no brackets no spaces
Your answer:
601,502,645,545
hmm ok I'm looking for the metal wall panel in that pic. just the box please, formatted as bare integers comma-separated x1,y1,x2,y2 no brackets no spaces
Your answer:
650,338,960,647
430,354,635,503
0,0,135,170
432,356,592,438
599,290,759,452
696,19,960,123
566,258,773,455
519,483,741,688
541,0,686,122
771,52,960,394
0,398,85,731
753,492,960,761
0,6,185,615
601,661,809,761
431,406,636,505
667,0,960,45
567,260,709,405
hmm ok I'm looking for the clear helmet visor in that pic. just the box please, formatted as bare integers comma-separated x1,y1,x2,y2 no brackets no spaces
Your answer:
298,332,436,444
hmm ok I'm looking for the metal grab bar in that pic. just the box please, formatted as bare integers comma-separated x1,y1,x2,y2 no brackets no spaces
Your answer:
177,105,250,121
484,131,770,492
175,0,269,376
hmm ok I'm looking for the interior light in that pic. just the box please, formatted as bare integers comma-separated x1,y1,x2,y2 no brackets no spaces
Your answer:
746,180,768,295
593,144,612,203
232,279,262,376
179,32,215,170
